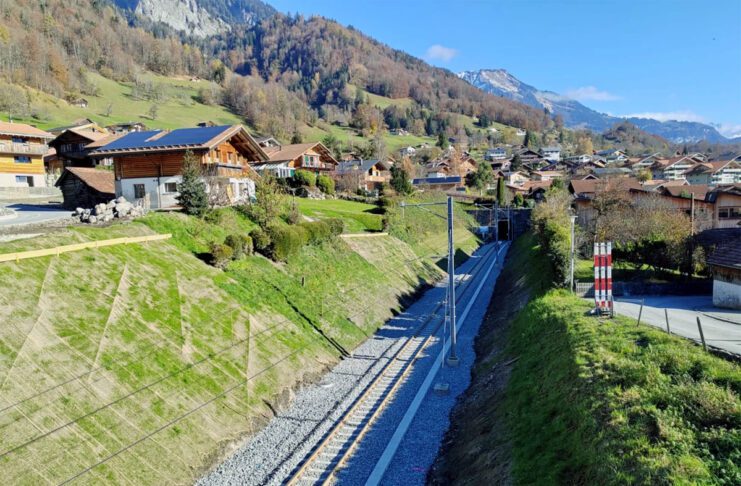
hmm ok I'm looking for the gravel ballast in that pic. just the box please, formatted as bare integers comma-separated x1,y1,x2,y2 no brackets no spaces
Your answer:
197,242,508,486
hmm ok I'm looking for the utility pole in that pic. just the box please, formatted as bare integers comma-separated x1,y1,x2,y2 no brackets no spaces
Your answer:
446,196,459,366
399,197,459,366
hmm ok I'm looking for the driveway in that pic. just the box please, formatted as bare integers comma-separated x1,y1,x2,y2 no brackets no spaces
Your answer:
614,296,741,356
0,203,71,229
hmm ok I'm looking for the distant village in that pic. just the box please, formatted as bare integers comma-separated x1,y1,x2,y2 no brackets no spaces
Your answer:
0,118,739,233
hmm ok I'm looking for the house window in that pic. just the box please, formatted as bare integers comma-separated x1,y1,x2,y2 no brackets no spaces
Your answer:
719,207,741,219
15,175,33,186
164,182,178,193
11,137,27,144
61,143,73,153
133,184,146,199
14,156,31,163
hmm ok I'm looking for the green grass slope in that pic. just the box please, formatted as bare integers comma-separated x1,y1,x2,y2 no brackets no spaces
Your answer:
432,234,740,486
0,202,479,485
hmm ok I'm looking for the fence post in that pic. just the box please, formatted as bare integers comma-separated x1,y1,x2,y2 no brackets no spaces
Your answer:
637,299,644,326
696,316,707,351
664,308,671,334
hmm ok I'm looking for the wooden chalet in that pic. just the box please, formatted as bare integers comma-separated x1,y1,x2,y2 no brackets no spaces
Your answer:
55,167,115,209
0,121,54,188
335,159,393,191
48,125,111,169
253,142,338,178
707,238,741,309
90,125,267,209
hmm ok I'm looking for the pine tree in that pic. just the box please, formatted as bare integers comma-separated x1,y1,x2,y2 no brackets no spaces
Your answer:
390,166,413,195
523,130,532,148
176,150,208,217
436,132,449,149
497,177,506,206
511,153,522,171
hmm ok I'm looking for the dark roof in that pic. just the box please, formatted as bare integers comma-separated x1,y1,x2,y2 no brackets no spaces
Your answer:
55,167,115,195
336,159,391,173
707,238,741,270
90,125,268,160
412,176,462,185
98,125,230,152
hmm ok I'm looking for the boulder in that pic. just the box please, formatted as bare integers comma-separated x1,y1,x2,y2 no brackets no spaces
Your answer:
88,215,98,224
116,196,127,204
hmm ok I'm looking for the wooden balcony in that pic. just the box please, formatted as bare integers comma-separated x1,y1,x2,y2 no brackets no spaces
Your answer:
0,142,47,155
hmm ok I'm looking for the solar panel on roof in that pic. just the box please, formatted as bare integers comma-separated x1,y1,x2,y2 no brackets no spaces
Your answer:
94,130,161,151
95,125,234,151
152,125,231,148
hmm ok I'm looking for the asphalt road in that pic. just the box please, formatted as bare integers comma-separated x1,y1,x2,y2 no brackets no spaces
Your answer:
614,296,741,356
0,203,71,229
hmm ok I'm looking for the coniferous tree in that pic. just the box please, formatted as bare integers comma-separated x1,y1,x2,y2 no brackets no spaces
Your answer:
390,166,413,195
177,150,208,217
523,130,532,148
511,154,522,171
497,177,506,206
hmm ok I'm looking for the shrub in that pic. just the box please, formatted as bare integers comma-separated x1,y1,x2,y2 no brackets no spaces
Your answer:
325,218,345,236
299,221,333,244
294,170,316,187
209,243,233,269
317,174,335,194
267,225,309,261
250,228,271,254
224,234,253,259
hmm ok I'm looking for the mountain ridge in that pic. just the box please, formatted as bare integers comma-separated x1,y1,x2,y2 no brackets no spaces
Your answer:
459,68,735,144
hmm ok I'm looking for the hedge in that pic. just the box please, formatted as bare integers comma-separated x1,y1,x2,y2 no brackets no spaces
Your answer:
299,221,333,244
225,234,253,259
294,170,316,187
317,174,335,194
267,225,309,261
209,243,233,269
249,228,271,253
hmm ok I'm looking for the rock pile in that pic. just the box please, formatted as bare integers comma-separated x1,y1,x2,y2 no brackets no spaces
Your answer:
73,197,145,224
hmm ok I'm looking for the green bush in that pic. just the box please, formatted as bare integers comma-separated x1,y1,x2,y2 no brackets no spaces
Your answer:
299,221,333,244
209,243,233,269
325,218,345,236
267,225,309,261
294,170,316,187
249,228,271,254
224,234,253,259
317,174,335,194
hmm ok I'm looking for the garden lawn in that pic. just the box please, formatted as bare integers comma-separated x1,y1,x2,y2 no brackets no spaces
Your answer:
295,198,384,233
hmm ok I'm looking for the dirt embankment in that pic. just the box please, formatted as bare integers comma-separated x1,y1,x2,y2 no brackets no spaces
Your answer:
428,235,547,485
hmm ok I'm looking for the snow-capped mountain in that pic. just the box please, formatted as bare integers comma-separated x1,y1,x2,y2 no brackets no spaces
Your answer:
459,69,733,143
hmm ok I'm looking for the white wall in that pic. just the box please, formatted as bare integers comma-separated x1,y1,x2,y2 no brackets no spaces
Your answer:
0,173,46,188
118,176,182,209
713,278,741,310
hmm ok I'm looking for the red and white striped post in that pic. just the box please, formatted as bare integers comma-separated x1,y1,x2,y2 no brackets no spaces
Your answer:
593,241,613,314
606,242,613,313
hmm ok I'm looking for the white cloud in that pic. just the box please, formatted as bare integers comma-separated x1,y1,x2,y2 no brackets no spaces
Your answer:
712,123,741,139
623,110,706,123
564,86,621,102
424,44,458,62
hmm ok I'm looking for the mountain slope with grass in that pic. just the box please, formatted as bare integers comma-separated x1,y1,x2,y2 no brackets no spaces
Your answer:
431,234,740,485
0,199,479,485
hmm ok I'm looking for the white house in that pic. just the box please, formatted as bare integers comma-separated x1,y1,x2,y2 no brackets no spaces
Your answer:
540,146,561,162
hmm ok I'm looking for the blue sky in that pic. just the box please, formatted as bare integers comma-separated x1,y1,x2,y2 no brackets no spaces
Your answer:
269,0,741,137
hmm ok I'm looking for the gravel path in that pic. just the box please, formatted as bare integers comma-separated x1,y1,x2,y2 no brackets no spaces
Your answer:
196,242,507,486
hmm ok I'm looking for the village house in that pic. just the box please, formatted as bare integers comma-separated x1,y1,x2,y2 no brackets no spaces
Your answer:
706,239,741,309
412,175,463,191
0,121,54,188
683,160,741,186
531,170,565,182
252,142,338,179
650,155,702,181
540,146,561,162
399,146,416,157
90,125,266,209
507,180,552,201
569,178,642,227
55,167,115,210
505,170,530,186
595,149,628,162
424,155,477,179
484,147,508,161
48,124,113,169
511,147,543,165
565,154,592,164
334,159,392,192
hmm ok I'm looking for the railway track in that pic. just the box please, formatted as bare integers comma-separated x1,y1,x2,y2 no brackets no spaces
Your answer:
285,242,502,486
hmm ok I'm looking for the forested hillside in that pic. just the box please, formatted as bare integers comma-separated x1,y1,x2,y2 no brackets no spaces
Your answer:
0,0,550,145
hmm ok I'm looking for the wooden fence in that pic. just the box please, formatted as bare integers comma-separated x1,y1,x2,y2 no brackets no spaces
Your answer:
0,234,172,263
